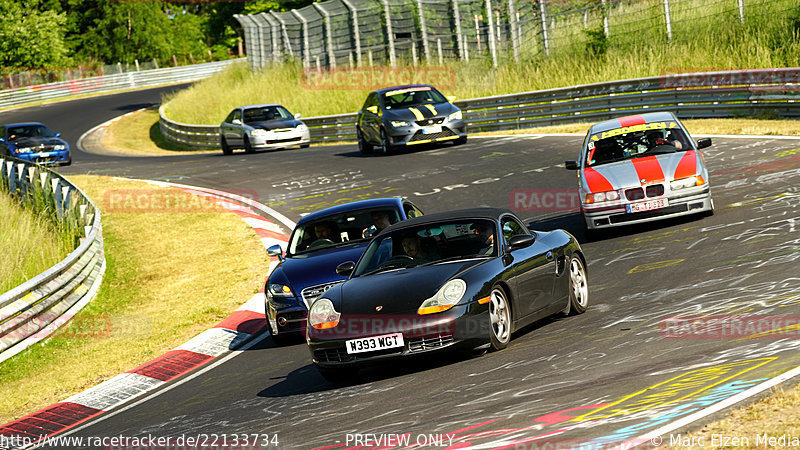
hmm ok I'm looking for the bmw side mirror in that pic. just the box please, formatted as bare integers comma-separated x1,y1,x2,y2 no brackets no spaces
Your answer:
696,138,712,149
55,132,61,137
294,113,302,119
508,234,535,251
336,261,355,276
267,244,284,261
565,160,579,170
0,138,4,143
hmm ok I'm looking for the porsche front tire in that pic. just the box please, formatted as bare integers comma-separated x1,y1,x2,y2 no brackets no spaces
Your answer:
488,285,512,351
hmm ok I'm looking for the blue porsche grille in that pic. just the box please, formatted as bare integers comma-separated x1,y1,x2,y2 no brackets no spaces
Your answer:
408,335,454,352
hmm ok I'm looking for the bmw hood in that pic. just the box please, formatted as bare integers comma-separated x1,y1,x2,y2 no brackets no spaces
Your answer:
250,119,303,131
338,259,484,315
277,242,370,292
582,150,702,191
385,102,456,121
11,137,67,148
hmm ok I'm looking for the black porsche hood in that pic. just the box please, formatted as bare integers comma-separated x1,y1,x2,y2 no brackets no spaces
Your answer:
337,259,483,315
249,119,302,131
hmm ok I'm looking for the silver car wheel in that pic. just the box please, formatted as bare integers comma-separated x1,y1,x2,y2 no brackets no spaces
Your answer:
569,257,588,311
489,286,511,349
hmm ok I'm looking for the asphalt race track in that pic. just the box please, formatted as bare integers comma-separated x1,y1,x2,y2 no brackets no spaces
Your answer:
3,90,800,448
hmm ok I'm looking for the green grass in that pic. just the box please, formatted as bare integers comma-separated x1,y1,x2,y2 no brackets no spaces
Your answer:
163,0,799,125
0,176,267,423
0,192,72,293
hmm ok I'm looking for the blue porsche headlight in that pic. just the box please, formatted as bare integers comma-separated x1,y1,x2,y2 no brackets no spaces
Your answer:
418,279,466,315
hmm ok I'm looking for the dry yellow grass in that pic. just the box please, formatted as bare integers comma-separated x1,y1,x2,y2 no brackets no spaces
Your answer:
0,175,267,423
101,109,215,156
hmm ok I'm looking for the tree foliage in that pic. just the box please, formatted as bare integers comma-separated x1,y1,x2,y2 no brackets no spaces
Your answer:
0,0,71,68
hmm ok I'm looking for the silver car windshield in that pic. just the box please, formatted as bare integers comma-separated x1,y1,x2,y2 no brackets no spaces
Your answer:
585,124,691,167
243,106,293,123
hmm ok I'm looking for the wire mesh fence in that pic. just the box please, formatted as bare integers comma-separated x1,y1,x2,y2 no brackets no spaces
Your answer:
235,0,790,70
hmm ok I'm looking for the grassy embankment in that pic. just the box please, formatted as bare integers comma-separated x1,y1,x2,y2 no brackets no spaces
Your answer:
0,176,267,424
0,193,72,293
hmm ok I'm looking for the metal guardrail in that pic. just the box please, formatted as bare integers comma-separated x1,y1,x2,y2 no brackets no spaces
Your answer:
0,59,246,111
0,157,105,363
158,67,800,149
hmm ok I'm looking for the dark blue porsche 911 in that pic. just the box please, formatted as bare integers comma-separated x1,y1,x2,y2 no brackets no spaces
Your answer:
265,198,424,344
306,208,589,382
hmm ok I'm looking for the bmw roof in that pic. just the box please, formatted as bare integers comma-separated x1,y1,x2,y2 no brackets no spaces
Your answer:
3,122,47,128
297,197,407,225
588,111,679,135
378,207,514,236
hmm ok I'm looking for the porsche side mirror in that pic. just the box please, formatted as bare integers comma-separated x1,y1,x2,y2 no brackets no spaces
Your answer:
294,112,302,119
267,244,284,261
565,160,579,170
508,234,535,251
696,137,712,149
336,261,355,276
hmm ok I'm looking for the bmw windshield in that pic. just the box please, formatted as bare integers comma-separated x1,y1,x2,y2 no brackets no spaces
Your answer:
586,121,691,167
7,125,57,140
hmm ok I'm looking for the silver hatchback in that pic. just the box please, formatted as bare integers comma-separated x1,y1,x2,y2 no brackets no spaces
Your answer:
219,104,311,155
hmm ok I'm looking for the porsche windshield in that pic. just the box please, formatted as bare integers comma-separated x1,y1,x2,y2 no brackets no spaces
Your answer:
585,122,691,167
353,219,497,276
382,87,447,110
288,207,401,255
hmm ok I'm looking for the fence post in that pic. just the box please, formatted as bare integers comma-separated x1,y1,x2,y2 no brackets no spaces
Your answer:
291,10,312,68
737,0,745,24
453,0,464,60
663,0,673,43
313,4,337,68
508,0,519,62
342,0,362,66
437,38,443,65
486,0,498,67
417,0,431,64
539,0,550,56
382,0,397,66
601,0,609,38
475,15,481,52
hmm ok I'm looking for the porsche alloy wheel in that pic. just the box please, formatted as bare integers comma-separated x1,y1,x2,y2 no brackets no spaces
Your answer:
566,256,589,315
489,286,511,350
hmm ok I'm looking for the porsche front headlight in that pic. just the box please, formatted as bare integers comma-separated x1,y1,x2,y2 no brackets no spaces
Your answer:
418,279,466,315
309,298,340,329
448,110,463,121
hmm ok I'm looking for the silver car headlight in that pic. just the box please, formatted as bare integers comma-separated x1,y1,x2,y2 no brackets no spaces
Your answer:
584,190,620,204
250,129,269,137
418,279,466,315
448,110,463,121
670,176,706,190
296,123,308,132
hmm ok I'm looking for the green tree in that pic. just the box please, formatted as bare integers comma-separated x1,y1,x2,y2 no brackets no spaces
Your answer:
0,0,70,68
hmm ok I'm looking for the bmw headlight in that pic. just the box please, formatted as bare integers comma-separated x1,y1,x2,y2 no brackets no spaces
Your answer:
390,120,409,128
268,284,294,298
448,110,463,121
309,298,340,329
250,129,269,137
670,176,705,190
296,123,308,132
418,279,466,315
53,145,67,150
14,147,33,154
584,190,620,204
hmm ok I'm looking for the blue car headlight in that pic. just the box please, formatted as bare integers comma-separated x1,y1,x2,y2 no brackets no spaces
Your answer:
268,283,294,297
53,145,68,151
14,147,34,154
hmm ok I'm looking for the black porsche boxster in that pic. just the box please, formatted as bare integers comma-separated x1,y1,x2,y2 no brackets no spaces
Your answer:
306,208,589,381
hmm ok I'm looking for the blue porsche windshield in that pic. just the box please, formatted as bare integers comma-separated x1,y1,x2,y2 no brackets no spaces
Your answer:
353,219,496,276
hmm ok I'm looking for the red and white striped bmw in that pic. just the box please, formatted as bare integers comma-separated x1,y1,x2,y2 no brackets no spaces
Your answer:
565,112,714,231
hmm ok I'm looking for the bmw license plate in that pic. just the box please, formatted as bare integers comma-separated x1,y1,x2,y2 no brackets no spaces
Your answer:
422,125,442,134
346,333,404,354
627,198,669,213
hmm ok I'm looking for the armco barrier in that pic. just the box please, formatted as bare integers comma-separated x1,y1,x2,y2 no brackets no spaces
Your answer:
158,67,800,148
0,157,105,364
0,59,246,111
